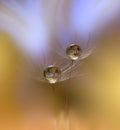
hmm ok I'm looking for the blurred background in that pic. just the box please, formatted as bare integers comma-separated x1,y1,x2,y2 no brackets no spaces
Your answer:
0,0,120,130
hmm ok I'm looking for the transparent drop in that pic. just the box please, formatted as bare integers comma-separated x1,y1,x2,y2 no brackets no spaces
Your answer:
44,66,61,84
66,44,82,60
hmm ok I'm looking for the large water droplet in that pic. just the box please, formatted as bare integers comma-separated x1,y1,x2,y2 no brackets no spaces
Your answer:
66,44,82,60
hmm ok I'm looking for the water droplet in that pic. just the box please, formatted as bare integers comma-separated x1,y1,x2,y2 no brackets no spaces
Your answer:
66,44,82,60
44,66,61,84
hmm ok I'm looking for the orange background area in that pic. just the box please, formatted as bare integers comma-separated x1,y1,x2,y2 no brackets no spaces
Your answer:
0,19,120,130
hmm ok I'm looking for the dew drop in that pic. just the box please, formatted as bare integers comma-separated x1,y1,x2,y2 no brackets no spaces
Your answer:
66,44,82,60
44,66,61,84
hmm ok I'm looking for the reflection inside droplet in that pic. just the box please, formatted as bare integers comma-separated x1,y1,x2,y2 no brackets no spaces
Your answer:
66,44,82,60
44,65,61,84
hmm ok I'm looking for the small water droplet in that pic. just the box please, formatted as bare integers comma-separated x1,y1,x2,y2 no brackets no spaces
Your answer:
66,44,82,60
44,66,61,84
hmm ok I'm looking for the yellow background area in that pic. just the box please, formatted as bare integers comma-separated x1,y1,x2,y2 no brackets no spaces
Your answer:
0,34,20,115
0,34,18,85
0,30,120,130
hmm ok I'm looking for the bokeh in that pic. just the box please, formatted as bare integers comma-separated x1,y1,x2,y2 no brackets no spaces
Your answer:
0,0,120,130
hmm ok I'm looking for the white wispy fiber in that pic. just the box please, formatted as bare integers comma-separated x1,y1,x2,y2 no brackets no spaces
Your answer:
0,0,120,82
54,0,96,64
53,0,120,76
0,0,50,60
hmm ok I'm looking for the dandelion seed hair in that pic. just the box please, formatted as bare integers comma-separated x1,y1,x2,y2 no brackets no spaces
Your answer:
0,0,120,84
